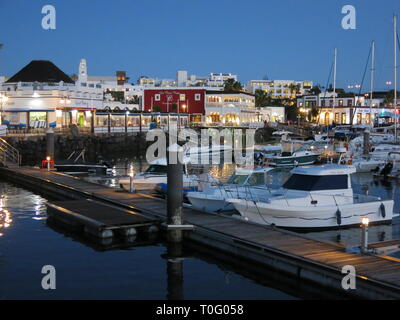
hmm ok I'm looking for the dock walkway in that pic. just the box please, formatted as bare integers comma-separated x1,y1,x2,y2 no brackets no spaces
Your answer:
1,166,400,299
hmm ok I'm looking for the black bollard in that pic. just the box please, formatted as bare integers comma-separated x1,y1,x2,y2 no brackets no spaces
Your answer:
46,128,55,161
167,143,183,243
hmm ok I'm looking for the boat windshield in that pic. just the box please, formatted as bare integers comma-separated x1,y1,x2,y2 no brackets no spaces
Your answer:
247,173,266,185
226,174,249,185
145,165,168,174
283,174,348,191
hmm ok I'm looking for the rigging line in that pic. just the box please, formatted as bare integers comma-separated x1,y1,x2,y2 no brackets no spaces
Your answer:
350,44,373,124
397,32,400,55
317,61,334,124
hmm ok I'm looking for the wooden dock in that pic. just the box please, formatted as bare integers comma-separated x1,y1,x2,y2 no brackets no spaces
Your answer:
1,166,400,299
47,199,157,238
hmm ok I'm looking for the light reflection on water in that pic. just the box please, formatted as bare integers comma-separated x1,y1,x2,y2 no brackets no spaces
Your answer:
0,180,298,300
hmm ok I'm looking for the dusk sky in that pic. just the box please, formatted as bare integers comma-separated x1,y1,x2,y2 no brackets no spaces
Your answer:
0,0,399,90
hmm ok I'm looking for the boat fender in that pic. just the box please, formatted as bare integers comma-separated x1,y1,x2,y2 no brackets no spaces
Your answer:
380,203,386,218
336,209,342,225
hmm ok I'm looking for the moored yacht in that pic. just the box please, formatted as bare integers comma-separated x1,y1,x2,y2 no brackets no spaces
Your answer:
119,158,199,191
187,167,274,212
228,164,395,229
265,149,321,167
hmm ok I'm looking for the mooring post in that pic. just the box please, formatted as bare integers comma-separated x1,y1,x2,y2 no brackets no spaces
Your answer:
167,143,184,243
363,130,370,155
46,128,55,162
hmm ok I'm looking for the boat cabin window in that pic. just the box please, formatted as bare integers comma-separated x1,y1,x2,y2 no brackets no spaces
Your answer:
247,173,266,186
226,174,249,185
283,174,348,191
146,165,168,174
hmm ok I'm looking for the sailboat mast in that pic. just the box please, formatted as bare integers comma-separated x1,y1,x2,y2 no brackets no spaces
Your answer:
394,14,398,142
370,40,375,122
333,48,337,118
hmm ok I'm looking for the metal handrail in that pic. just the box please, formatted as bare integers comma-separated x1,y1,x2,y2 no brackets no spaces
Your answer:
0,138,21,166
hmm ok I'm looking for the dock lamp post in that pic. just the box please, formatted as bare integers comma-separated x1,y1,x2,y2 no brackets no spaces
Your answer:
361,217,369,253
46,156,51,171
129,168,134,193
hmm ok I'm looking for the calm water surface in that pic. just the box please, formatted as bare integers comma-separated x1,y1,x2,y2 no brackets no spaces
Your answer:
0,181,298,300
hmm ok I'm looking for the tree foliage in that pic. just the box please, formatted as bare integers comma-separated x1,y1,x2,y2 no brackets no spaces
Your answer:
223,78,243,92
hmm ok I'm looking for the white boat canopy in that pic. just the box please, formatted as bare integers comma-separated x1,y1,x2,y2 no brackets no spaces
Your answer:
290,164,356,176
272,130,294,136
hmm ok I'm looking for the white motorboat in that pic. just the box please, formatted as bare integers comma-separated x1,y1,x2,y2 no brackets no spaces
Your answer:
347,156,384,173
184,144,233,164
369,144,400,160
119,158,199,191
187,167,274,213
265,149,321,167
228,164,395,229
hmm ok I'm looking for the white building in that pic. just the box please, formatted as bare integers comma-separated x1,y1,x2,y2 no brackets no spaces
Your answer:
207,73,238,87
247,80,313,99
77,59,141,110
204,90,257,125
0,60,103,129
296,93,387,125
257,106,285,123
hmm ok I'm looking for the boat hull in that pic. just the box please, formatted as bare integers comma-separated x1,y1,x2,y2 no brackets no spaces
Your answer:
55,164,109,174
119,174,198,191
230,199,394,229
268,154,319,167
187,193,235,212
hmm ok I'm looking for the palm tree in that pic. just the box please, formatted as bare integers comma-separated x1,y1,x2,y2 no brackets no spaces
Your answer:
384,90,400,105
310,107,319,121
255,89,272,108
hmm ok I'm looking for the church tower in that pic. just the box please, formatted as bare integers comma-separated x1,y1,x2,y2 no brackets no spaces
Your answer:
78,59,88,82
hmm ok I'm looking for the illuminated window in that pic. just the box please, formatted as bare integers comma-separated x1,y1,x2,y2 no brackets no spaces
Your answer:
180,94,186,101
341,113,346,124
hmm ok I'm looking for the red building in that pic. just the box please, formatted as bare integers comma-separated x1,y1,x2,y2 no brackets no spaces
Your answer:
143,88,206,118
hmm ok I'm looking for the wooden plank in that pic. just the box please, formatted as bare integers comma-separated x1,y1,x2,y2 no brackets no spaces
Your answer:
50,199,156,226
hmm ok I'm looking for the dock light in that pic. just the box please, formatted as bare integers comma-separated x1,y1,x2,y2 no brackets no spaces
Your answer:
129,169,134,193
46,156,51,171
361,217,369,253
324,145,328,150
